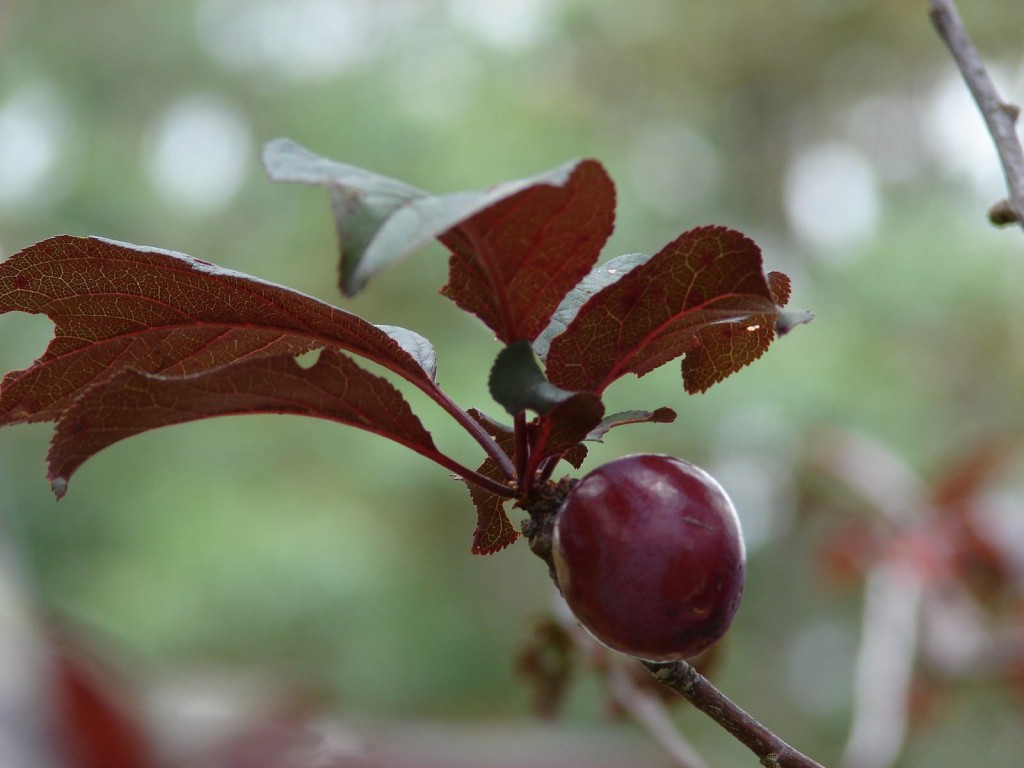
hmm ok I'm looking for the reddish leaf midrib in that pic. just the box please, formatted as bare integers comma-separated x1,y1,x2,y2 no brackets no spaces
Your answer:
596,290,777,393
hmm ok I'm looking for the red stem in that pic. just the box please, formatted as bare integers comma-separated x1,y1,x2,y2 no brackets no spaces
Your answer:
422,385,516,480
536,454,561,485
418,445,515,498
514,411,530,490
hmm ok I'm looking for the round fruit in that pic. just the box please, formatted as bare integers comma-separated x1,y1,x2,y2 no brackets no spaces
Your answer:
553,454,745,661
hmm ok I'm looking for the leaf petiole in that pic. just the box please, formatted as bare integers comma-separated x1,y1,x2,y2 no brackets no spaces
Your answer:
514,411,530,491
427,449,516,499
425,385,516,481
536,454,562,486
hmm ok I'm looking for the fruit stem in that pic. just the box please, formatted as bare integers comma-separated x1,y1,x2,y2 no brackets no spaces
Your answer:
429,386,516,480
417,445,516,498
520,477,572,586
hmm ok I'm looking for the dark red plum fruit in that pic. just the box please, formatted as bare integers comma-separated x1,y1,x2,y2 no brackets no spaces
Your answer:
553,454,745,661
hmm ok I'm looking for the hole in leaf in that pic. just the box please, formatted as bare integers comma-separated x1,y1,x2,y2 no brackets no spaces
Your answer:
293,347,323,369
0,312,55,372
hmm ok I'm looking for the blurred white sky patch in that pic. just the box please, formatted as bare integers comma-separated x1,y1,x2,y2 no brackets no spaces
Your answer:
0,82,72,216
783,140,881,257
143,95,252,215
196,0,400,80
448,0,558,51
627,122,721,219
924,69,1011,201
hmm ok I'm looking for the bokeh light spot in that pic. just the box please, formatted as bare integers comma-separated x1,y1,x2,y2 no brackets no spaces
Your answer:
197,0,388,80
0,82,72,215
448,0,557,51
784,141,880,256
143,95,252,215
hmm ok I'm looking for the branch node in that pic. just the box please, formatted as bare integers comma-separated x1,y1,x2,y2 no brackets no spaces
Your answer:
989,199,1020,227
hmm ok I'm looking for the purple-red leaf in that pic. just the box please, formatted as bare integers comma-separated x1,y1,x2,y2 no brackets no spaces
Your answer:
561,443,589,470
466,410,519,555
47,350,439,496
533,251,648,360
440,159,615,343
585,407,677,442
768,271,791,307
469,459,520,555
487,341,604,481
526,394,604,479
489,340,585,418
262,139,426,296
545,226,793,395
264,139,616,328
0,236,438,427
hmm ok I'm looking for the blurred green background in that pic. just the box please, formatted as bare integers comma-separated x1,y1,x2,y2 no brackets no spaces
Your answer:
2,0,1024,765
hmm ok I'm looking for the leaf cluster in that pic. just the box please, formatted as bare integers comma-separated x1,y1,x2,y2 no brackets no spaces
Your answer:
0,139,806,552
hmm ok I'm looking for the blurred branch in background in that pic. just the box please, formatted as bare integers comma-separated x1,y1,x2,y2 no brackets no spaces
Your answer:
0,530,62,768
604,661,709,768
810,427,1024,768
840,562,922,768
929,0,1024,229
526,596,712,768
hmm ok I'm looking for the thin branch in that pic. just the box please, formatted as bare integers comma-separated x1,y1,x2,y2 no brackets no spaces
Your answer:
928,0,1024,229
839,563,923,768
642,661,827,768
